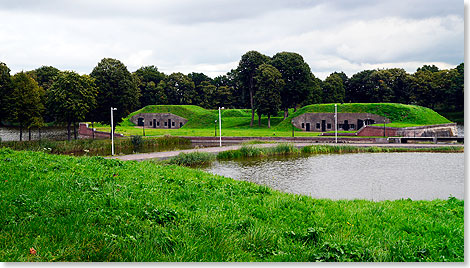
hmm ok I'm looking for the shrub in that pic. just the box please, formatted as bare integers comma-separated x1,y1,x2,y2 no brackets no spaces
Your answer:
167,151,216,167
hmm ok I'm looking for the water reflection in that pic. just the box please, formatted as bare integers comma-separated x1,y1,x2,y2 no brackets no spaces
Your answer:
203,153,464,201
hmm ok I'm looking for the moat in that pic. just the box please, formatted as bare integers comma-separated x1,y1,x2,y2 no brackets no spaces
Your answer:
203,152,464,201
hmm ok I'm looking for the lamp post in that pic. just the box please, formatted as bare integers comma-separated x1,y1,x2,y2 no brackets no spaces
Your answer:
335,104,337,144
111,107,117,155
214,120,217,137
142,118,145,136
219,107,224,147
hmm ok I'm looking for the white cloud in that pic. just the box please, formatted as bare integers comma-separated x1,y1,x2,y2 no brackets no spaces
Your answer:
0,0,463,79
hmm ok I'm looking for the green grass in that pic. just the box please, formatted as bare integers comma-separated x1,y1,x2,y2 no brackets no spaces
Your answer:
0,148,463,262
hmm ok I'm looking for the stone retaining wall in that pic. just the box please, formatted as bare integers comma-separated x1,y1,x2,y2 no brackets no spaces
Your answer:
356,123,458,137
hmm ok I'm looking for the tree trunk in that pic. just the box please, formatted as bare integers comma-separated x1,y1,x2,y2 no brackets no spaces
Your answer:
19,124,23,141
284,108,288,119
67,122,71,141
73,121,77,140
268,114,271,128
92,121,95,139
258,113,261,126
28,128,31,141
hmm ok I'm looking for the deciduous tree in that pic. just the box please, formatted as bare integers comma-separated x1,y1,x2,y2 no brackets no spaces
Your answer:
236,51,270,126
48,71,97,140
254,64,284,128
271,52,312,118
90,58,140,133
9,72,45,141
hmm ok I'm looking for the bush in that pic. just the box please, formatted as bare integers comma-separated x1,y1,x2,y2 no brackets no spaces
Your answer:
167,151,216,167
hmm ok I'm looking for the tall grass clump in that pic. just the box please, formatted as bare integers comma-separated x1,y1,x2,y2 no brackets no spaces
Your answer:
300,145,464,155
166,151,216,167
218,144,299,160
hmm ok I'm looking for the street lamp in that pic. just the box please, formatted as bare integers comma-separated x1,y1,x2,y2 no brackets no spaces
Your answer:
335,104,337,144
111,107,117,155
142,118,145,136
219,107,224,147
214,120,217,137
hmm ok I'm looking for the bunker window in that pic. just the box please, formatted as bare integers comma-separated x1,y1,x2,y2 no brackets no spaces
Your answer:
327,123,331,129
316,123,320,129
164,122,167,126
172,122,175,126
301,123,305,128
180,122,183,127
157,121,160,126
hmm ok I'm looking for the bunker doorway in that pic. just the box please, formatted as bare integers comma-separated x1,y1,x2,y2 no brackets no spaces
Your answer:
137,118,144,126
321,120,326,132
153,119,156,128
306,123,310,131
168,119,172,129
357,119,364,129
343,120,350,131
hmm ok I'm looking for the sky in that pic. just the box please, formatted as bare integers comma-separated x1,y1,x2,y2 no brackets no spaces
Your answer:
0,0,464,80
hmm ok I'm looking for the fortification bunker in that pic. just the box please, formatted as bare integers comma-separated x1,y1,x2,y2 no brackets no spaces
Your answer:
130,113,188,129
292,112,391,132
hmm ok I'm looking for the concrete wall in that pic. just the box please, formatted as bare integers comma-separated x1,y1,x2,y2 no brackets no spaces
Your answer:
356,123,458,137
129,113,188,129
292,113,390,132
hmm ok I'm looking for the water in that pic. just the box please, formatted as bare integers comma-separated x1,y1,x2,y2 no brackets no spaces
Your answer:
0,126,69,141
203,153,464,201
457,124,464,137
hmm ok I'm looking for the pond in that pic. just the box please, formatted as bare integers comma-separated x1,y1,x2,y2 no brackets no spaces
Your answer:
0,126,69,141
202,152,464,201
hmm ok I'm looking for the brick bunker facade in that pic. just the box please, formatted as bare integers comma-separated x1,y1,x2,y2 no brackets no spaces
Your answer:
292,113,391,132
130,113,188,129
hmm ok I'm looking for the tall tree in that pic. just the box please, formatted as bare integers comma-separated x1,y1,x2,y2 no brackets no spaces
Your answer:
271,52,312,118
322,73,345,103
345,70,375,103
0,62,12,125
48,71,97,140
235,51,270,126
451,63,464,112
9,72,45,141
254,64,284,128
164,72,196,105
26,66,61,123
90,58,140,133
301,73,322,106
188,72,212,107
134,66,166,107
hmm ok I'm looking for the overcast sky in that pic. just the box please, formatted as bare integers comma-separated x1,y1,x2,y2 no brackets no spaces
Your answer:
0,0,464,79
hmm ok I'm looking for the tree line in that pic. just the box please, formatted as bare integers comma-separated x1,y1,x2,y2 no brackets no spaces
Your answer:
0,51,464,140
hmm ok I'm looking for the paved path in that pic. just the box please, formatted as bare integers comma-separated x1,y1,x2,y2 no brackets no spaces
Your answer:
107,142,463,161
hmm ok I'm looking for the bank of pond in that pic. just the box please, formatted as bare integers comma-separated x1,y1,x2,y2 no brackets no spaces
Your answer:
0,147,464,262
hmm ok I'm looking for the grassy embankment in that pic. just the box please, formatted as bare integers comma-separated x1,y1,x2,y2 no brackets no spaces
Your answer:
95,104,452,137
0,148,464,262
0,135,190,156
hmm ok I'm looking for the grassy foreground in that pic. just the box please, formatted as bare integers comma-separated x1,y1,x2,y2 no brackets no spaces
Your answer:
0,148,463,262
